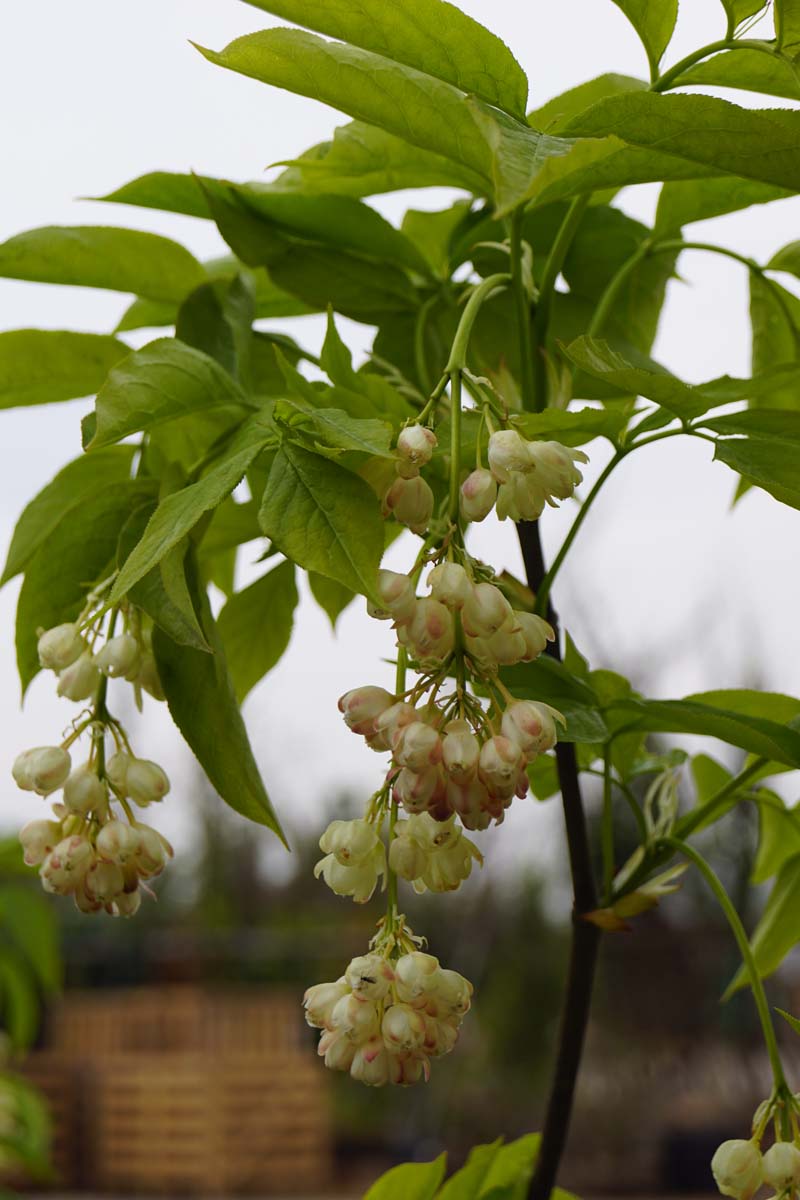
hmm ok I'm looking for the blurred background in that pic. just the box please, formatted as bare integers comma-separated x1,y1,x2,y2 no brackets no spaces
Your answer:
1,0,800,1195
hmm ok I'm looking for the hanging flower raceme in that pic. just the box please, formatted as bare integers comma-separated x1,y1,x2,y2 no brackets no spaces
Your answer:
11,595,172,916
304,933,472,1087
460,429,588,524
711,1089,800,1199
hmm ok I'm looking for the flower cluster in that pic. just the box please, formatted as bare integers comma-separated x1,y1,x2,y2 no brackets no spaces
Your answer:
712,1095,800,1199
304,947,471,1087
461,429,587,523
341,563,562,832
10,605,172,915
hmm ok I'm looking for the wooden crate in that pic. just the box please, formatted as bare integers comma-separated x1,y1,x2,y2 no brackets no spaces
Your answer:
91,1052,330,1194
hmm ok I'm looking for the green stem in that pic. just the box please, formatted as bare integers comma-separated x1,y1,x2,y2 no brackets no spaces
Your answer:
677,757,767,839
385,646,408,923
586,241,651,340
510,209,537,413
601,747,615,903
652,38,778,93
659,836,787,1091
532,195,590,410
445,273,510,373
448,369,463,527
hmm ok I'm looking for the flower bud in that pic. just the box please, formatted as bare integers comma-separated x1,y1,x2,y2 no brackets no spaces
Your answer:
460,468,497,523
303,979,349,1029
446,777,492,831
393,722,442,772
74,883,103,915
372,702,417,752
96,820,141,866
442,720,480,782
527,441,588,500
135,653,165,701
393,766,446,814
94,634,141,679
711,1139,763,1200
63,765,107,816
338,687,395,738
388,832,428,881
350,1037,390,1086
488,430,533,482
423,1016,458,1058
19,819,63,866
40,835,94,894
388,1052,430,1085
382,475,434,535
112,889,142,918
13,746,71,795
502,701,564,755
319,1029,356,1072
382,1003,427,1052
487,623,526,667
134,824,173,878
437,969,473,1018
394,952,442,1004
84,860,125,905
331,993,380,1042
496,473,548,522
345,954,395,1002
516,613,555,661
319,818,380,866
463,631,497,674
479,736,524,797
57,652,100,701
397,599,454,664
37,624,86,671
397,424,436,470
371,571,417,625
106,752,131,795
462,583,513,638
427,562,471,609
762,1140,800,1189
134,759,170,806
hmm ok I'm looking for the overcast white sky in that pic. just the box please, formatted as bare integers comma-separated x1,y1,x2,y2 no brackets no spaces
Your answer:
0,0,798,882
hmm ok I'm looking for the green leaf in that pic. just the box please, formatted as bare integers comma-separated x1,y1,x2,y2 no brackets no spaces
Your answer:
0,330,129,410
195,29,496,182
700,408,800,441
118,505,212,652
564,93,800,193
501,658,606,744
610,0,678,74
437,1140,503,1200
528,73,647,133
152,558,286,842
217,560,298,701
279,399,394,458
401,201,472,277
725,854,800,997
721,1,769,31
364,1154,447,1200
15,479,155,692
0,887,60,994
777,1007,800,1036
714,435,800,510
88,337,249,449
564,336,800,420
479,1133,540,1200
277,121,487,197
110,421,271,603
1,447,135,585
176,273,255,386
308,571,355,629
677,49,800,102
0,955,38,1050
752,792,800,884
259,444,384,599
748,274,800,409
239,0,529,117
606,696,800,769
0,226,204,302
512,407,628,447
767,240,800,278
777,0,800,47
655,177,792,236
